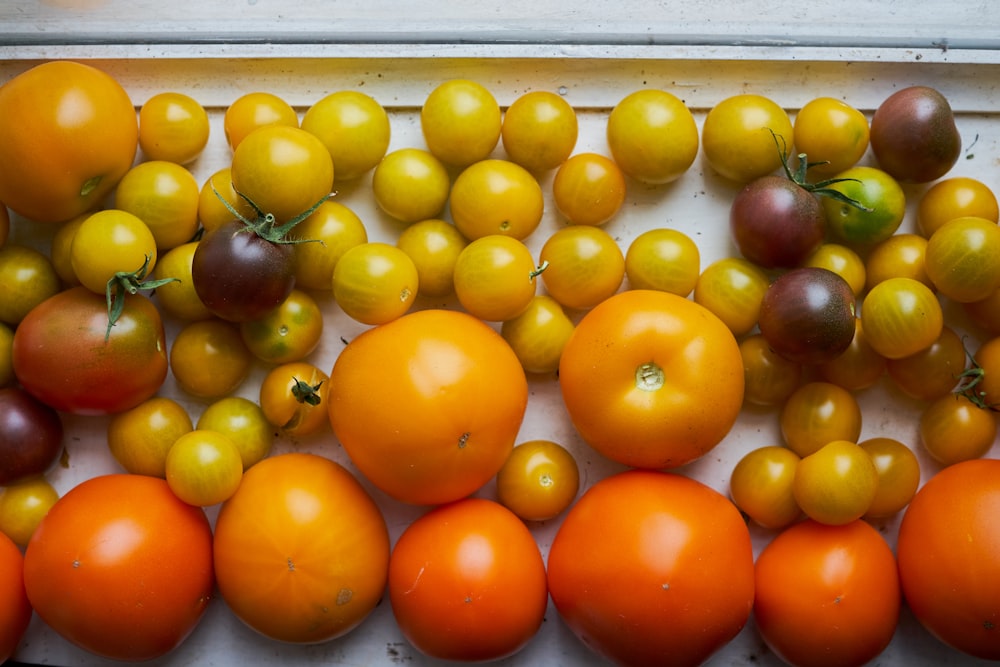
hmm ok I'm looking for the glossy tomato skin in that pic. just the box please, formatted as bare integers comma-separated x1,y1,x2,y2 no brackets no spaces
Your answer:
213,453,389,643
0,531,31,662
12,287,168,415
548,470,754,667
559,289,744,469
730,175,826,270
23,474,214,661
897,459,1000,659
0,386,63,485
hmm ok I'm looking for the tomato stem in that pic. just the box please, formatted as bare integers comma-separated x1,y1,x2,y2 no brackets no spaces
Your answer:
104,255,178,341
210,177,330,245
635,361,665,391
290,377,324,406
955,337,997,411
769,130,872,212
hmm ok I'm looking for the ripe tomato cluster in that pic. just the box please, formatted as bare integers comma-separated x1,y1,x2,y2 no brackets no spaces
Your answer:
1,58,1000,666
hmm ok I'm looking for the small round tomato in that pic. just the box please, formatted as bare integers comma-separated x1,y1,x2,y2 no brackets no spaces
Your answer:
496,439,580,521
138,91,210,165
114,159,201,251
792,96,870,177
301,90,391,182
625,227,700,296
917,176,999,237
739,333,803,407
421,79,502,167
500,294,575,375
332,242,419,325
389,498,547,661
259,361,330,437
449,158,544,241
925,215,1000,303
0,322,13,387
606,88,699,184
864,232,932,291
803,242,867,296
0,475,59,548
548,470,755,666
538,224,625,311
729,445,802,530
71,209,159,295
754,519,900,667
859,436,921,519
165,429,244,507
196,396,274,471
780,381,862,457
0,244,61,325
23,474,214,661
793,439,879,525
169,318,253,399
0,205,8,248
920,393,997,466
372,148,451,224
240,288,323,364
197,166,255,233
861,276,943,359
969,335,1000,409
965,287,1000,336
817,317,887,391
0,387,64,486
49,214,87,286
453,235,540,322
107,396,194,478
701,93,793,183
693,256,770,337
821,165,906,246
396,218,468,298
151,241,214,321
559,289,744,469
552,152,626,226
223,91,299,152
290,200,368,291
501,90,578,173
0,531,31,663
885,325,966,400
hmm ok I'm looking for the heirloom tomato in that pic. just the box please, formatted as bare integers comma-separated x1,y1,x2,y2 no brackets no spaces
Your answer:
23,474,214,661
538,224,625,310
0,474,58,548
70,209,159,295
223,91,298,152
729,445,802,530
396,218,467,298
917,176,999,237
804,243,867,296
0,531,31,663
420,78,501,167
739,333,803,407
165,429,244,507
606,88,699,184
864,233,931,290
0,386,64,485
548,470,754,667
624,227,700,297
0,244,60,326
151,241,214,321
701,93,793,183
328,309,528,505
792,96,870,177
861,276,943,359
559,289,744,469
449,158,544,241
197,166,255,233
301,90,391,182
816,317,886,392
551,152,626,226
780,381,862,457
501,90,578,173
213,453,390,643
495,439,580,522
0,60,138,223
196,396,274,471
259,361,330,437
859,436,920,519
924,215,1000,303
792,439,879,525
137,91,210,165
919,393,997,466
500,294,576,375
107,396,194,478
371,148,451,224
453,235,539,322
885,325,966,401
240,288,323,364
693,256,769,337
821,165,906,245
169,319,253,399
114,159,201,251
290,200,368,291
332,242,419,325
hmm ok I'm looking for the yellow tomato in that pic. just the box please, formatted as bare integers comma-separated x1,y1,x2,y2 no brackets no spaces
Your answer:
606,89,699,184
138,91,210,165
702,93,793,183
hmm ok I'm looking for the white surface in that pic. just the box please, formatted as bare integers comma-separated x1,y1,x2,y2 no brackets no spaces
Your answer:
4,45,1000,667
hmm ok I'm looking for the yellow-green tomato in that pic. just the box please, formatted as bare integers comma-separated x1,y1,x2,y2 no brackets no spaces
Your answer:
332,242,419,326
793,440,879,526
290,200,368,291
859,437,921,519
0,244,61,325
107,396,194,478
165,429,244,507
396,218,468,298
625,228,700,297
453,235,540,322
197,396,274,471
729,445,802,530
240,289,323,364
496,440,580,522
500,295,575,375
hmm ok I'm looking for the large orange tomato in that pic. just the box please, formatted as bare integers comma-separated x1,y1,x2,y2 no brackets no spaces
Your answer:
0,531,31,663
558,289,744,469
547,470,755,666
754,519,901,667
388,498,547,661
897,458,1000,659
213,452,390,643
22,474,213,661
328,309,528,505
0,61,138,223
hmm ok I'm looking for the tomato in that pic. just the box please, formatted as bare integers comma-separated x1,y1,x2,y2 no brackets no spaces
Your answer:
0,204,8,248
196,396,274,470
328,309,528,505
500,294,575,375
538,224,625,310
0,60,137,223
803,242,867,296
13,288,168,415
500,90,578,173
885,325,966,400
925,215,1000,303
729,445,802,530
49,214,86,286
371,147,451,224
0,244,61,325
396,218,467,298
71,209,159,295
701,93,793,183
223,91,298,152
917,176,1000,237
197,166,255,233
240,288,323,364
740,333,803,407
969,335,1000,408
165,429,244,507
169,319,253,399
861,276,943,359
864,232,931,291
114,159,201,251
138,91,210,165
0,475,59,548
301,90,391,182
624,227,700,296
495,439,580,521
213,452,390,643
258,361,330,437
449,158,544,241
754,519,901,667
453,235,540,322
551,152,626,226
780,381,862,457
821,165,906,245
0,386,64,485
897,458,1000,660
792,96,870,177
606,88,699,184
693,256,770,337
151,241,214,321
332,241,419,325
816,317,887,391
388,498,547,661
559,289,744,469
420,79,502,167
23,474,213,661
547,470,754,666
793,439,879,525
965,287,1000,336
919,393,997,466
0,322,13,388
859,436,921,519
0,531,31,663
290,200,368,291
107,396,193,478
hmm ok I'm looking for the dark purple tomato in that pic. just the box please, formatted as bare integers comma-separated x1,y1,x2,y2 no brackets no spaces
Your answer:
758,267,856,365
0,387,63,485
730,175,826,270
870,86,961,184
191,220,296,323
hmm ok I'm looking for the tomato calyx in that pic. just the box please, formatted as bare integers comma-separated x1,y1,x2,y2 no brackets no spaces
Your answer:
105,255,177,340
955,340,998,411
213,179,329,246
290,377,324,407
771,130,872,212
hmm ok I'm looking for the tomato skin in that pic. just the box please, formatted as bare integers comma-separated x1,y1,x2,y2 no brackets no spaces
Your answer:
754,519,901,667
495,439,579,521
897,458,1000,660
388,498,548,661
0,386,64,485
547,470,754,667
23,474,214,661
12,287,168,415
213,453,390,643
559,289,744,469
0,531,31,662
0,61,138,223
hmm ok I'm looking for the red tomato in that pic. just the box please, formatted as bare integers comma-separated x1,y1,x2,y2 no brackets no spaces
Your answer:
547,470,754,666
0,531,31,663
22,474,213,661
388,498,547,661
897,458,1000,659
12,287,168,415
213,453,390,643
754,519,900,667
328,309,528,505
558,289,744,469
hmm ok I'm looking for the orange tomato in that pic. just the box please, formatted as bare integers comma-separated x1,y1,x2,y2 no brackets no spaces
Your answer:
213,453,390,643
0,531,31,663
558,289,744,469
547,470,755,666
388,498,547,661
328,309,528,505
0,61,138,223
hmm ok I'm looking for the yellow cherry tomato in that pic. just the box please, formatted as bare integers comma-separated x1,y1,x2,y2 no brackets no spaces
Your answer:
301,90,391,182
138,91,210,165
607,88,699,184
421,79,502,167
496,440,580,522
501,90,578,173
702,93,793,183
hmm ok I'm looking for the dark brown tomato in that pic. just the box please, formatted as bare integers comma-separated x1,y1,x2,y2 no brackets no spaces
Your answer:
730,175,826,270
870,86,961,184
0,387,63,485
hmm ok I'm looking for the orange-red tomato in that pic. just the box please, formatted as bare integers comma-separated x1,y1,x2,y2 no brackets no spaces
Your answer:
328,309,528,505
388,498,547,661
213,453,390,643
754,519,901,667
897,458,1000,660
0,531,31,663
0,61,138,223
547,470,755,666
558,289,744,469
22,474,213,661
